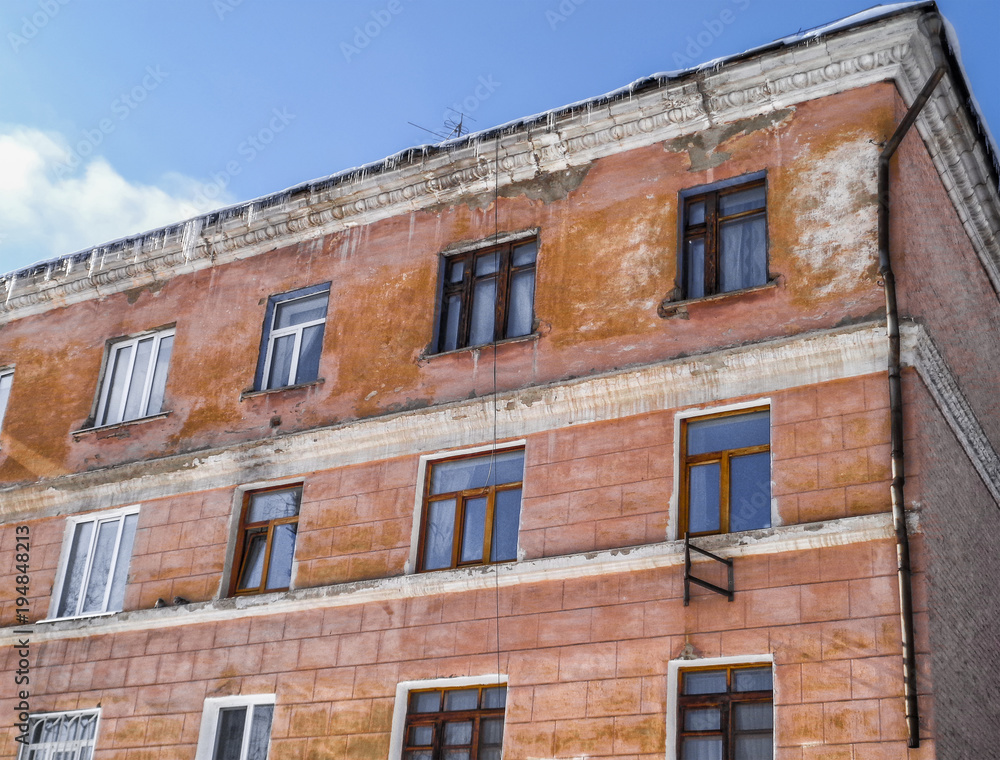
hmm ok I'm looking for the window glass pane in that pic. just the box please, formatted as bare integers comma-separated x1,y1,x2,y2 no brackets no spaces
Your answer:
460,497,487,563
444,689,479,711
719,215,767,293
80,712,98,739
146,334,173,416
482,686,506,709
408,725,434,746
294,324,324,384
475,251,499,276
490,488,521,562
685,238,705,299
107,513,138,612
431,451,523,494
274,292,328,329
469,279,496,346
423,499,456,571
58,521,93,617
266,334,295,389
734,702,773,731
511,240,537,266
682,736,723,760
101,343,132,425
442,294,462,352
238,533,267,590
405,752,434,760
687,411,769,456
443,751,471,760
81,520,118,613
719,185,766,216
479,717,504,745
410,691,441,713
506,269,534,338
735,733,773,760
265,523,297,589
0,371,13,430
687,200,706,226
683,669,727,695
684,707,721,731
734,667,773,692
213,707,247,760
479,748,503,760
730,452,771,532
688,462,721,534
448,259,465,283
247,704,274,760
443,720,473,744
122,337,154,421
247,490,300,523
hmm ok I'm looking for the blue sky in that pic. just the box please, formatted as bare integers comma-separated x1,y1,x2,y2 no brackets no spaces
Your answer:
0,0,996,276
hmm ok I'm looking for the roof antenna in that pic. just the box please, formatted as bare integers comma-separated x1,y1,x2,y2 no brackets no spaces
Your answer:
408,109,476,143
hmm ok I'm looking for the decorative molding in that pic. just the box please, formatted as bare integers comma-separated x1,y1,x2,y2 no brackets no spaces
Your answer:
0,512,899,645
904,323,1000,505
6,9,997,323
0,323,888,519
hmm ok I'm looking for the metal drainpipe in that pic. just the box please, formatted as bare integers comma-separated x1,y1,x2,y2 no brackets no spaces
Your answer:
878,17,946,744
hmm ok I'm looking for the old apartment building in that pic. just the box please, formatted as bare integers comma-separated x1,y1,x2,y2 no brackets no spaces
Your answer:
1,2,999,758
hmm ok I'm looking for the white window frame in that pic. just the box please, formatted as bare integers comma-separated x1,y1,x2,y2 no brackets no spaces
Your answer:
388,675,508,760
260,289,329,390
666,654,775,760
46,506,140,621
194,694,276,760
670,399,775,541
94,327,174,427
406,440,527,574
0,366,13,436
17,708,101,760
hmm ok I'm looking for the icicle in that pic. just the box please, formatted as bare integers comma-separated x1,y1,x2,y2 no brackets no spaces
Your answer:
43,264,52,282
5,274,15,304
88,250,97,277
64,258,72,275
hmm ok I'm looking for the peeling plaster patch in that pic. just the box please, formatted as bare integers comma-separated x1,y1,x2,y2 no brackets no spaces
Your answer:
791,138,878,296
440,164,593,212
664,109,794,171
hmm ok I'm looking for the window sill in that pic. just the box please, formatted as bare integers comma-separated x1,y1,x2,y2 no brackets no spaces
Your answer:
658,280,779,318
424,333,539,360
72,412,171,440
240,378,324,401
37,610,116,625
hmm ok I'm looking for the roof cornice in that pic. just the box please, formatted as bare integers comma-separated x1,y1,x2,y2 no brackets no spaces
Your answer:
1,6,996,320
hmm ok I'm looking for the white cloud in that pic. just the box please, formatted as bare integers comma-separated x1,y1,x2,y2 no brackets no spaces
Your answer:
0,126,231,273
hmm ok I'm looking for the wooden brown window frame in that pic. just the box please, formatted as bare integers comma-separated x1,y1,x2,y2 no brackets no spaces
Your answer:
679,407,770,537
436,237,537,353
681,177,767,299
677,664,773,760
417,450,524,573
229,485,301,597
403,684,506,760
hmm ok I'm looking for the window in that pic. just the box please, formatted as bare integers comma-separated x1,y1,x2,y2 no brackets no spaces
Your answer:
50,508,139,619
680,408,770,537
681,178,767,299
95,328,173,426
436,237,536,353
255,284,329,390
676,664,773,760
194,695,274,760
403,684,506,760
230,486,300,596
18,710,100,760
418,449,524,572
0,368,12,434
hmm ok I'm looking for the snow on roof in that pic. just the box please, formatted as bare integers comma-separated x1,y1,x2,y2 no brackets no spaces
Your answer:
6,1,996,284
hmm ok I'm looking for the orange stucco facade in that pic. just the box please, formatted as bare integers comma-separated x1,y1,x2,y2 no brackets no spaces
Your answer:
1,5,999,759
